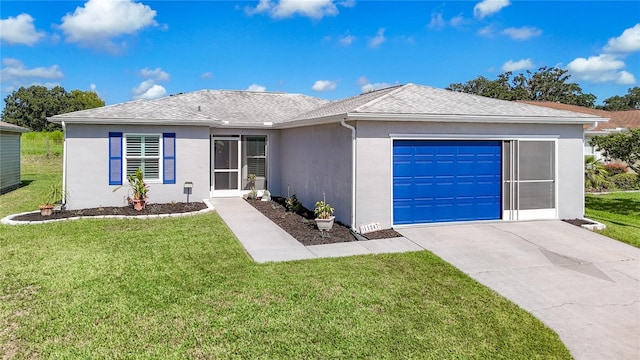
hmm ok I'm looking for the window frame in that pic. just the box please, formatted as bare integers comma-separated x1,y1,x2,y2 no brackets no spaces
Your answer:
123,133,163,183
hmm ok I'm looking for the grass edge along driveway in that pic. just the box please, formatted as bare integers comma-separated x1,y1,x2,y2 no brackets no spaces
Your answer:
0,212,571,359
586,191,640,248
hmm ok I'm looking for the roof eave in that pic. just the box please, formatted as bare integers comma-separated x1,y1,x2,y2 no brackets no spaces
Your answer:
345,112,609,124
47,117,214,126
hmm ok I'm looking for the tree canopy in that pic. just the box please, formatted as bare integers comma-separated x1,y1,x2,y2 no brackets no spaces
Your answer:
1,85,105,131
590,128,640,174
599,87,640,111
447,66,596,107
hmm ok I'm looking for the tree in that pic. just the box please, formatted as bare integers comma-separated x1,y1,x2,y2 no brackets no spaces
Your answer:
584,155,610,191
1,85,105,131
600,87,640,110
590,128,640,174
447,66,596,107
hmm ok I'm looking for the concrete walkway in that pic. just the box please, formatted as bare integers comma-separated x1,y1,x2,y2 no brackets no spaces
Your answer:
211,198,423,263
213,198,640,359
398,221,640,360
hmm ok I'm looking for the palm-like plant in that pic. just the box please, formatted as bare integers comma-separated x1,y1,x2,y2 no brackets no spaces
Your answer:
585,155,609,192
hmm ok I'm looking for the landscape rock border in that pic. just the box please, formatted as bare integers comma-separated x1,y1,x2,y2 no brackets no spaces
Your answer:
1,199,215,226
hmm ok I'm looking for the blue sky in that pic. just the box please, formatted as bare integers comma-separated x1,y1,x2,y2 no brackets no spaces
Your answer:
1,0,639,110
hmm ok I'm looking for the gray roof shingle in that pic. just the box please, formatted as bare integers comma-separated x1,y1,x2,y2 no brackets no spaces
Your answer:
49,84,606,127
50,90,329,126
0,121,30,133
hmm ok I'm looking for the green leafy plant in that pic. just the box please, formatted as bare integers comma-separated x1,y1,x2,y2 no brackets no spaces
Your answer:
585,156,610,192
127,168,148,200
285,194,302,213
39,181,63,215
314,194,334,219
247,187,258,200
611,173,640,190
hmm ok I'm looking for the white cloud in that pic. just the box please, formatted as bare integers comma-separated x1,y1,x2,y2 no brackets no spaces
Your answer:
450,15,465,28
428,12,445,30
429,12,465,30
132,79,166,100
567,54,636,85
311,80,337,92
60,0,157,51
339,34,355,46
140,67,169,81
604,24,640,53
501,58,535,72
201,72,214,79
0,58,63,82
0,13,45,45
368,28,385,48
246,0,340,19
90,83,97,92
247,84,267,92
502,26,542,40
477,25,495,37
357,76,392,93
474,0,510,19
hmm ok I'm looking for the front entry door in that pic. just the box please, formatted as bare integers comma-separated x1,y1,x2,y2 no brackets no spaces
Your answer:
212,136,241,196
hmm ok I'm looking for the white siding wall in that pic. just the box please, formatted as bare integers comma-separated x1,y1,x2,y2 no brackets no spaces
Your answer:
279,123,353,226
64,124,211,210
0,132,22,193
355,121,585,229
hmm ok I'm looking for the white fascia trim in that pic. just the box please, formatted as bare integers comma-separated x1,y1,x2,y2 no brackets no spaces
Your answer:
346,112,605,125
47,117,214,126
389,134,560,140
274,115,346,129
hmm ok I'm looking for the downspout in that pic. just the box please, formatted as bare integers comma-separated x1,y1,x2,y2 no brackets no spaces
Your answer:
586,120,599,131
340,118,357,231
61,121,67,208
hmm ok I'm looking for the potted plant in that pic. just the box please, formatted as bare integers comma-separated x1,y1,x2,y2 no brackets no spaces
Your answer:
314,194,335,231
127,167,149,210
39,182,63,216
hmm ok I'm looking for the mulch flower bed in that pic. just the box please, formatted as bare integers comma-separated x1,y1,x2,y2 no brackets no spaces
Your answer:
562,218,597,227
246,197,402,246
10,202,208,222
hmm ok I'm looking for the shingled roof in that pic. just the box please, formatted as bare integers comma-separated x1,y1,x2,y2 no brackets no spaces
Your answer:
521,101,639,131
49,90,329,127
49,84,607,128
0,121,30,133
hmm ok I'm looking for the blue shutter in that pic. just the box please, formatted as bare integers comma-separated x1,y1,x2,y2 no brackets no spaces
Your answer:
163,133,176,184
109,132,123,185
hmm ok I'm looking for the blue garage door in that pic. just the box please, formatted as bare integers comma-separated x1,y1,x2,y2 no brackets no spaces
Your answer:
393,140,502,225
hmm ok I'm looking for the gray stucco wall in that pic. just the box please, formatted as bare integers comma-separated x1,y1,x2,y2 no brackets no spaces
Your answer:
354,121,585,229
279,123,353,225
0,132,22,193
64,124,210,210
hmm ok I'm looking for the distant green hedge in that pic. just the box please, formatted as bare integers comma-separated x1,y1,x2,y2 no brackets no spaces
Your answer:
610,173,640,190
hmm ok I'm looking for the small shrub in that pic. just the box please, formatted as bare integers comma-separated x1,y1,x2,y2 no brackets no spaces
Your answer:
610,173,640,190
285,194,302,213
605,163,628,176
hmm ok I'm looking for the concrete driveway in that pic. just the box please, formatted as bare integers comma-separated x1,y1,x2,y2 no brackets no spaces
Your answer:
397,220,640,360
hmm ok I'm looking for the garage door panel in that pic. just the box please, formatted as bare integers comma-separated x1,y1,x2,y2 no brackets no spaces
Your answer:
393,140,501,225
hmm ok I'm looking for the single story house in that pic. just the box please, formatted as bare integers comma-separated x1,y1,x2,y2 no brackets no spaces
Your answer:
49,84,607,229
0,121,30,194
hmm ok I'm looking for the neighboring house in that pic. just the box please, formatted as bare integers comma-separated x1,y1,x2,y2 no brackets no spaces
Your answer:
521,101,640,160
0,121,30,194
49,84,607,229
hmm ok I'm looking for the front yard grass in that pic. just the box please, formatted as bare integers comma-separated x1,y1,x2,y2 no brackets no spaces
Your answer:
0,153,571,358
585,191,640,248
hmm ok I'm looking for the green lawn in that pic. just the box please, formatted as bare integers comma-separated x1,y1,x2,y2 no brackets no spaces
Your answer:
0,154,571,358
585,191,640,248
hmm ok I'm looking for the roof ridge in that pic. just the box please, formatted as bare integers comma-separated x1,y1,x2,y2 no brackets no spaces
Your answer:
352,84,408,113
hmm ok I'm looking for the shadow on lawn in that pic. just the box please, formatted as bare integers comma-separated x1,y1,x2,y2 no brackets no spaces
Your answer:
586,195,640,216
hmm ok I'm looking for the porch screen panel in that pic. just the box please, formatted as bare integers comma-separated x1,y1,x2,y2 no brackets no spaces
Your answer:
518,141,555,210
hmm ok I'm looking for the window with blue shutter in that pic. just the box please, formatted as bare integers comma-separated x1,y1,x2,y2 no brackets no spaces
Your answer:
163,133,176,184
109,132,123,185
